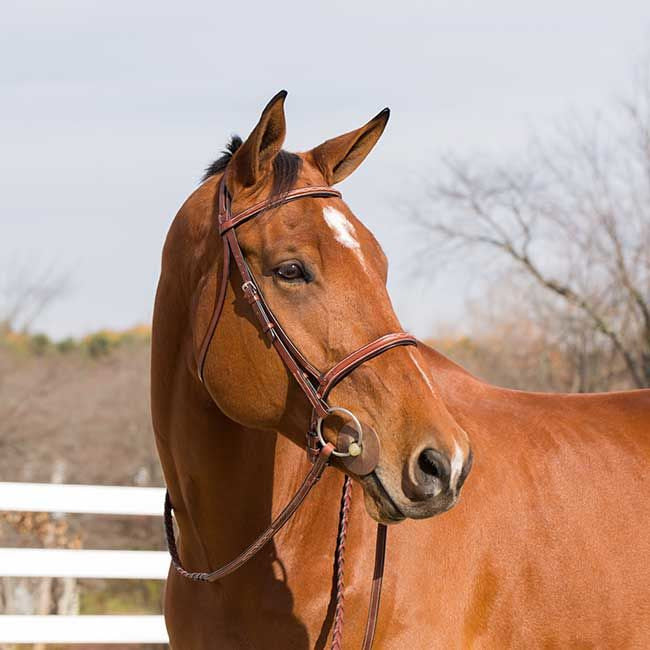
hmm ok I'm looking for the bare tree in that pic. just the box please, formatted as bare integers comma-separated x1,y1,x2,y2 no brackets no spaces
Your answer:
0,257,69,335
413,61,650,390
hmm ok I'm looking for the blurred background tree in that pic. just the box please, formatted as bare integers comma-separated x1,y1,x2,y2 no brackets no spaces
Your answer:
0,266,163,648
413,59,650,391
0,259,69,337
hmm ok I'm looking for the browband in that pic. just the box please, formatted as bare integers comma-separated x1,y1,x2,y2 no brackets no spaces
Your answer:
219,186,342,233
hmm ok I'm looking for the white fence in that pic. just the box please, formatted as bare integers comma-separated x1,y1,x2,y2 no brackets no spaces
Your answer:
0,481,170,644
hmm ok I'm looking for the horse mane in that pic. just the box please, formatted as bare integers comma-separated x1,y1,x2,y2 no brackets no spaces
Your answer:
201,135,302,196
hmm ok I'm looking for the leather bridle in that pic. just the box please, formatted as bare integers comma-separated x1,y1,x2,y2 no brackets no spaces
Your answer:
164,173,417,649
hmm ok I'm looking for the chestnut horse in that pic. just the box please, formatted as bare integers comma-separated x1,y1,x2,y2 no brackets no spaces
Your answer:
151,92,650,648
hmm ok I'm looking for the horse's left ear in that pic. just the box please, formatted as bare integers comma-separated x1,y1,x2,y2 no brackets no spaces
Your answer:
307,108,390,185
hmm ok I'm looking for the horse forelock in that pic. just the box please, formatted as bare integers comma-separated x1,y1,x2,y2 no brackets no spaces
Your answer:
201,135,302,197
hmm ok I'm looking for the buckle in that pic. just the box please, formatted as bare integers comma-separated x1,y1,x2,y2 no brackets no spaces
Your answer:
306,430,321,464
241,280,256,296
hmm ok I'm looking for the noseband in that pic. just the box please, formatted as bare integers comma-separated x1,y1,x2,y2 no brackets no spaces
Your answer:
164,174,417,649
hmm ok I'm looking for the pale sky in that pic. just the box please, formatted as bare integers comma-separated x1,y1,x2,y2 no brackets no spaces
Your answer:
2,1,649,339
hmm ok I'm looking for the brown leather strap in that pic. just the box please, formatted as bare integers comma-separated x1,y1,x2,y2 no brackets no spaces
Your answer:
266,310,322,381
197,177,233,383
219,186,342,233
317,332,418,399
164,443,335,582
225,228,330,419
331,476,353,650
197,238,231,383
197,178,334,410
331,486,387,650
361,524,387,650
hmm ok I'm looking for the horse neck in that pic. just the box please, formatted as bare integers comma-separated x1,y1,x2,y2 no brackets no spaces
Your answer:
153,353,336,571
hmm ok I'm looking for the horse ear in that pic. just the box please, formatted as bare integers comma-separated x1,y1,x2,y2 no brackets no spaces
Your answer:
308,108,390,185
229,90,288,189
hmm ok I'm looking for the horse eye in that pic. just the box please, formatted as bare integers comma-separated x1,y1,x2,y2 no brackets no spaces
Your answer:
274,261,308,282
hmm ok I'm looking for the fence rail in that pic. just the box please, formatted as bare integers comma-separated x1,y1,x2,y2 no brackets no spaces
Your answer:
0,481,170,645
0,481,165,516
0,547,169,579
0,616,168,644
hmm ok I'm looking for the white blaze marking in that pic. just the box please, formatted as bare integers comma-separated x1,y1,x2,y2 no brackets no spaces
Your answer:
322,206,367,270
450,440,465,490
408,349,436,395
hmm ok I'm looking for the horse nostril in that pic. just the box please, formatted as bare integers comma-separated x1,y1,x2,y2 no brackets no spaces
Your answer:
418,449,442,479
417,448,451,483
406,448,452,501
402,448,453,502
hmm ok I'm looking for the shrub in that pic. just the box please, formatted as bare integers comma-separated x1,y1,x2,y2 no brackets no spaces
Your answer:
56,337,77,353
85,332,111,358
29,333,51,356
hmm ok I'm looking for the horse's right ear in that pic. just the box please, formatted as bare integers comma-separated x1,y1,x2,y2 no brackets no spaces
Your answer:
228,90,288,190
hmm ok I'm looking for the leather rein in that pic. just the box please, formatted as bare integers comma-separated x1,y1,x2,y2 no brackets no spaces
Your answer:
164,174,416,649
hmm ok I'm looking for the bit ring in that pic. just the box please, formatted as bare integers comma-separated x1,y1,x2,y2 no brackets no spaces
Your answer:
315,406,363,457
